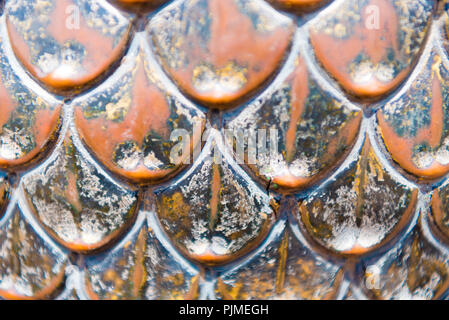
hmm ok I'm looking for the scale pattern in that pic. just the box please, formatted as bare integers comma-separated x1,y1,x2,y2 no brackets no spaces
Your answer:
0,0,448,300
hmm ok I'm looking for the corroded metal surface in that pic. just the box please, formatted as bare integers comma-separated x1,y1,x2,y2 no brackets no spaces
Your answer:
148,0,295,107
155,131,276,265
73,36,206,183
5,0,132,91
310,0,434,99
0,0,449,300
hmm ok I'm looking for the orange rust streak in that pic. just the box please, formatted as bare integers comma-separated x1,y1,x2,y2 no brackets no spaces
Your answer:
342,244,372,255
273,175,313,190
0,80,14,128
184,275,200,300
275,232,288,294
427,74,444,148
64,165,83,213
65,175,82,211
187,251,237,266
285,57,308,162
431,190,445,229
209,164,221,230
132,229,147,298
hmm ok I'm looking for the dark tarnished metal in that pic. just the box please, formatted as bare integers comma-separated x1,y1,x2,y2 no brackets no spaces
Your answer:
84,213,200,300
22,131,139,253
155,130,276,266
362,218,449,300
216,221,343,300
0,204,67,299
297,132,418,255
224,53,361,191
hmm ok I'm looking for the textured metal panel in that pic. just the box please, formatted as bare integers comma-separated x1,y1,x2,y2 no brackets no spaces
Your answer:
0,0,447,300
